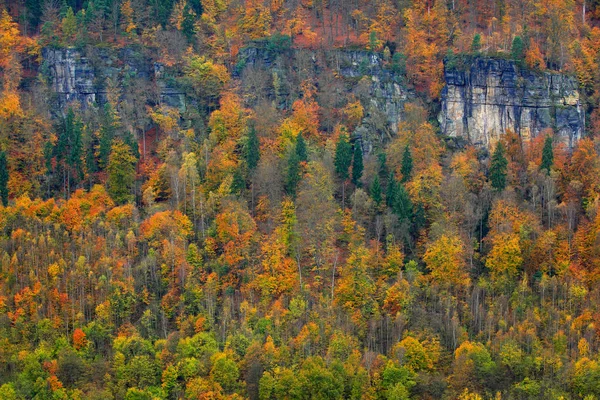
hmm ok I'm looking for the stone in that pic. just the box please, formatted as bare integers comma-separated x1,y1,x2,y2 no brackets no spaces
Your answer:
439,57,584,148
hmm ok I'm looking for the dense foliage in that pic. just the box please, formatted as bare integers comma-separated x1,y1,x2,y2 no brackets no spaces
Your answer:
0,0,600,399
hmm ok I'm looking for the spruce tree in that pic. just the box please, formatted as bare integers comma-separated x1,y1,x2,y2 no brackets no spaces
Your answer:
107,140,137,204
370,175,382,205
0,151,9,206
393,183,413,222
295,132,307,163
511,36,525,61
386,171,397,208
334,134,352,181
244,125,260,171
471,33,482,53
490,141,508,191
285,152,301,197
540,135,554,174
401,145,413,183
352,142,363,185
182,3,196,42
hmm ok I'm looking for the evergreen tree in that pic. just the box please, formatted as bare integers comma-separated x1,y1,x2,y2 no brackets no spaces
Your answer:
244,125,260,171
98,104,117,170
334,134,352,181
378,152,388,178
401,145,413,183
285,152,301,197
352,142,363,185
386,171,398,207
471,33,482,53
370,175,382,205
295,132,307,163
511,36,525,61
0,151,8,206
490,141,508,191
541,135,554,174
107,140,137,204
189,0,204,15
393,183,413,223
182,3,196,42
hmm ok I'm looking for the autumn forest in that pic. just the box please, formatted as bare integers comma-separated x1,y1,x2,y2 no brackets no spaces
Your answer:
0,0,600,399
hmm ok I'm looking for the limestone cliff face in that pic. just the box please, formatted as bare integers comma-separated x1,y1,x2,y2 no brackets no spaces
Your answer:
238,47,413,153
42,47,185,112
439,57,584,148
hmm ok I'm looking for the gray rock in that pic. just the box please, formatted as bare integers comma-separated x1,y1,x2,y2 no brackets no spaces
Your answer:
439,57,583,148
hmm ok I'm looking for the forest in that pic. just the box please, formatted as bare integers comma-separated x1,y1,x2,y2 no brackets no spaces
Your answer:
0,0,600,399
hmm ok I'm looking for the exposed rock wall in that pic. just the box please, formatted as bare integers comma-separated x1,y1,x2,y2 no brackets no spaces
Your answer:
238,47,413,154
439,57,584,148
42,47,185,112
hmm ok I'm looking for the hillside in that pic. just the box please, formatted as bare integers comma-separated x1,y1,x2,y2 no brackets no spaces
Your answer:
0,1,600,399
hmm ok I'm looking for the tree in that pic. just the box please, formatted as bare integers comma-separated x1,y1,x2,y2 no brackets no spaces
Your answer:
471,33,482,53
295,132,307,163
244,124,260,171
284,134,307,197
0,150,8,206
107,140,137,204
370,175,382,205
352,142,363,186
540,135,553,174
334,134,352,181
400,145,413,183
489,141,508,191
423,234,470,293
511,36,525,61
182,3,196,42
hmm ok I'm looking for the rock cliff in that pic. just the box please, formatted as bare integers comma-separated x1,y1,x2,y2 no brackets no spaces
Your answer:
237,46,413,153
439,57,584,148
42,47,186,112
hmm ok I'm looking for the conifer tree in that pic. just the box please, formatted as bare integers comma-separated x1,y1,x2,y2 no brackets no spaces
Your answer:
352,142,363,186
295,132,307,163
334,134,352,181
490,141,508,191
401,145,413,183
370,175,382,205
107,140,137,204
386,171,398,207
511,36,525,61
0,151,8,206
541,135,554,174
393,183,413,223
244,124,260,171
182,3,196,42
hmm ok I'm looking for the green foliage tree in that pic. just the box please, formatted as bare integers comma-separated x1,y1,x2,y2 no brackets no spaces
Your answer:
244,124,260,171
541,135,554,174
107,140,137,204
490,141,508,191
401,145,413,183
511,36,525,61
352,142,363,186
370,175,382,205
182,4,196,42
0,150,8,206
386,172,397,207
334,134,352,181
471,33,482,53
295,132,307,163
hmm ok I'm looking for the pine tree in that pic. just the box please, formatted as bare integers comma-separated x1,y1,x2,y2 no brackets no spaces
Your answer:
393,183,413,223
352,142,363,186
471,33,482,53
107,140,137,204
511,36,525,62
490,141,508,191
540,135,554,174
370,175,382,205
386,171,397,207
377,152,388,178
334,134,352,181
244,125,260,171
0,151,9,206
401,145,413,183
285,152,301,197
295,132,307,163
182,3,196,42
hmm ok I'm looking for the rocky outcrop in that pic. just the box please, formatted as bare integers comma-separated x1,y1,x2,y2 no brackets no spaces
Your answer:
42,47,186,112
439,57,584,148
238,47,413,154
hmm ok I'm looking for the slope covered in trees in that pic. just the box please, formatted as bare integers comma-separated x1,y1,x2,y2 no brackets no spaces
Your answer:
0,1,599,399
